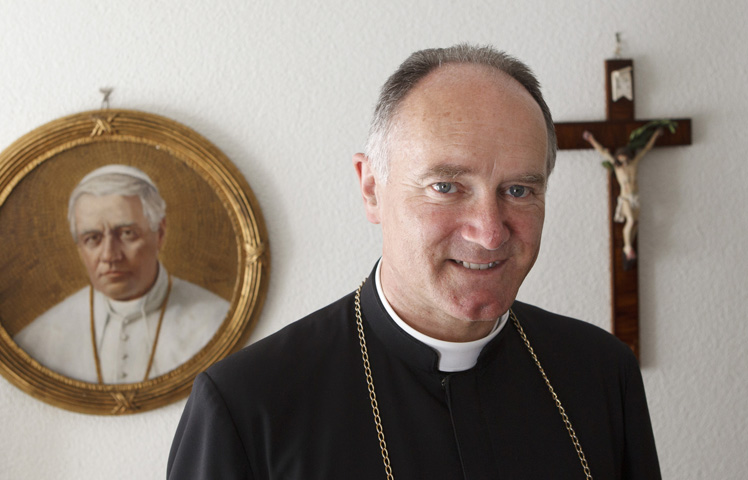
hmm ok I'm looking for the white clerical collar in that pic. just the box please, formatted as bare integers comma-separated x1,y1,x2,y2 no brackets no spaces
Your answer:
374,260,508,372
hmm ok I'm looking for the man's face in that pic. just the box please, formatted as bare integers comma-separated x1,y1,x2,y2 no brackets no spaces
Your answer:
74,194,164,301
356,65,548,341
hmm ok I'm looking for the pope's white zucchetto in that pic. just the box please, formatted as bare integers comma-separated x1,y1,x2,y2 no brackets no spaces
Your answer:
78,164,158,190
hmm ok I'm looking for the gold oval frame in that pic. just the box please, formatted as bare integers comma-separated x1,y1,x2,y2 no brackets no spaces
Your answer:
0,109,269,415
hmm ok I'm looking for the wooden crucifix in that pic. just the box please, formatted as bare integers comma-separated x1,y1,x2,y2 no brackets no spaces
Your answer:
554,57,692,358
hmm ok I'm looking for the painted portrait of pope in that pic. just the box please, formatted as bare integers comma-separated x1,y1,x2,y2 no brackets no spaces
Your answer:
10,164,232,384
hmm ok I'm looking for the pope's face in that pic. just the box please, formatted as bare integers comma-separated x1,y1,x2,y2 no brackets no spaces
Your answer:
356,65,548,341
74,194,165,301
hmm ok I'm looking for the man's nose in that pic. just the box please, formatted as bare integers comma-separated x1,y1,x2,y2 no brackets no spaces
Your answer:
461,196,509,251
101,234,123,262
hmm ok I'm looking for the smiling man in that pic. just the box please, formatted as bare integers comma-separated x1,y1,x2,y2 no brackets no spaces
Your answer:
359,62,549,343
14,165,229,384
169,45,661,479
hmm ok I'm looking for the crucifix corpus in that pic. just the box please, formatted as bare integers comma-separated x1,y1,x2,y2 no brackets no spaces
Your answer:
554,38,692,358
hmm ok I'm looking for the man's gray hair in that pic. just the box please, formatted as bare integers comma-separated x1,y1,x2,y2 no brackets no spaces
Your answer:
68,167,166,241
364,44,557,182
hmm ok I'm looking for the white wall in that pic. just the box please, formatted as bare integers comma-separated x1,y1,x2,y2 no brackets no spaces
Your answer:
1,0,746,478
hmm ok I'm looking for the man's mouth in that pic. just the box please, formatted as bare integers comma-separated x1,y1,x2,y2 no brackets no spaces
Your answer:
102,270,128,277
454,260,499,270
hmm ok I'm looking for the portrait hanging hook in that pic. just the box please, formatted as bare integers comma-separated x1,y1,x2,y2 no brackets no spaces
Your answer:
99,87,114,110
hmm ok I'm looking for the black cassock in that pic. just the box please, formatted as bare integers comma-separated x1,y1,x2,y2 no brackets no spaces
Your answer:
168,270,661,479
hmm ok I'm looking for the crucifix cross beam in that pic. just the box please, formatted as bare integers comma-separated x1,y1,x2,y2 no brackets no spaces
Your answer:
554,58,692,358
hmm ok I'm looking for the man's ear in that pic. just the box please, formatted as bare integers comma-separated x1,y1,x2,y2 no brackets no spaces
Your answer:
353,153,381,224
156,218,167,250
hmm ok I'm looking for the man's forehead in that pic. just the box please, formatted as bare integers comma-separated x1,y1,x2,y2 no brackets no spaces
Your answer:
385,63,548,180
392,64,539,133
74,194,145,222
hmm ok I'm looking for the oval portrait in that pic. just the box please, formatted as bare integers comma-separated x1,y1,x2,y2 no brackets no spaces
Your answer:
0,110,269,414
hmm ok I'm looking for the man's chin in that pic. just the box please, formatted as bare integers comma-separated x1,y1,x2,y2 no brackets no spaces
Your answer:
461,305,509,323
448,291,514,323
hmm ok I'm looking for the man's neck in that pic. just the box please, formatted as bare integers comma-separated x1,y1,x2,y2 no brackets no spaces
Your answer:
377,261,499,342
374,260,508,372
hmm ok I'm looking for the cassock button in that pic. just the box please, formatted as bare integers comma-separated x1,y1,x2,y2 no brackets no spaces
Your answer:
120,372,128,379
120,333,129,341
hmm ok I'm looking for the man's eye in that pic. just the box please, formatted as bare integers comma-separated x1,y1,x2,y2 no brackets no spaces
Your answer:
506,185,530,198
82,234,101,246
432,182,457,194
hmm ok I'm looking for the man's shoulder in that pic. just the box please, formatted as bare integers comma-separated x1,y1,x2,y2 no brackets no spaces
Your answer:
206,290,357,384
16,287,89,338
39,286,89,317
169,276,230,309
157,276,231,358
511,300,635,364
13,287,91,369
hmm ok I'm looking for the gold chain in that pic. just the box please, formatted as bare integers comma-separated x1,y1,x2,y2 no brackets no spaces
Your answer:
355,282,395,480
354,281,594,479
89,274,172,384
508,309,593,480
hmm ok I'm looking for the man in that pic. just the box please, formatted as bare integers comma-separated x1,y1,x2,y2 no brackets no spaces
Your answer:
168,45,660,479
14,165,229,384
